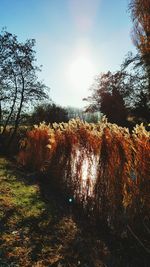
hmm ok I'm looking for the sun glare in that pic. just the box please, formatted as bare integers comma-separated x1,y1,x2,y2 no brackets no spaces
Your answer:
68,55,94,87
66,43,96,93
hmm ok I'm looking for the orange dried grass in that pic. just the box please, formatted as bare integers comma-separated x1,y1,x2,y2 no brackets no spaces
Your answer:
18,120,150,228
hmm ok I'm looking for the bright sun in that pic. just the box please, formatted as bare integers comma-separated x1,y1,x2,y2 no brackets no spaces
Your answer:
66,47,96,92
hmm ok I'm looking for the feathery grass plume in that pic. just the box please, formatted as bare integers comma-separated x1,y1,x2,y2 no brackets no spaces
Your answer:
18,122,56,171
130,123,150,218
18,119,149,231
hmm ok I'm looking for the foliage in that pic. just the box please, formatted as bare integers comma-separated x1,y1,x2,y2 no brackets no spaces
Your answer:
2,157,148,266
122,52,150,124
84,0,150,125
129,0,150,98
84,71,130,126
129,0,150,67
131,123,150,216
18,119,150,233
31,103,69,124
0,29,49,145
0,125,28,155
84,67,150,126
18,122,54,171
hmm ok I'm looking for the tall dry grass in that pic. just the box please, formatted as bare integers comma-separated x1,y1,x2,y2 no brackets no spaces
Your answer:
18,119,150,231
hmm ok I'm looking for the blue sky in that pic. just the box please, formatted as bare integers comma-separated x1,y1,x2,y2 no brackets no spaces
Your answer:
0,0,136,108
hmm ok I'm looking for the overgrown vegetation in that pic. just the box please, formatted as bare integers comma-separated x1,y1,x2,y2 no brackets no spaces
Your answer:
0,151,149,266
0,1,150,265
18,119,150,248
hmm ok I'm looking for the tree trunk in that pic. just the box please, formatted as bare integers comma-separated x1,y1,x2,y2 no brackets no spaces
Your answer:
7,72,25,147
0,100,2,134
2,75,18,135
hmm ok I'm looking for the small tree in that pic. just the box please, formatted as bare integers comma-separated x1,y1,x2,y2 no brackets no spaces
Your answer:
0,30,49,144
84,71,128,126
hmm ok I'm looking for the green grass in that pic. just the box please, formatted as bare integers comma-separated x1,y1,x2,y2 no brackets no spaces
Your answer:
0,157,110,267
0,157,148,267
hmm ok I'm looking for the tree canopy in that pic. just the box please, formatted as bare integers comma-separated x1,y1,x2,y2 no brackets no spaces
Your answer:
84,1,150,126
0,29,49,143
84,71,129,126
31,103,69,124
129,0,150,96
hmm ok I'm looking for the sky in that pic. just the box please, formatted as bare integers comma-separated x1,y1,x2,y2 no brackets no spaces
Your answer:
0,0,136,108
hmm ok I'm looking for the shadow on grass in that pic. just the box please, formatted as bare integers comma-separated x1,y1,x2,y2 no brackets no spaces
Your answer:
0,157,149,267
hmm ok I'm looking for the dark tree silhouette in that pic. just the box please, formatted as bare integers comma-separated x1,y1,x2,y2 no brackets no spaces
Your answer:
133,91,150,122
129,0,150,96
100,88,127,126
31,103,69,124
84,71,128,126
0,30,49,144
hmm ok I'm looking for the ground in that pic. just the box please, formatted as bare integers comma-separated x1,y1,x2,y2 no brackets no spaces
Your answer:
0,157,149,267
0,157,110,267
